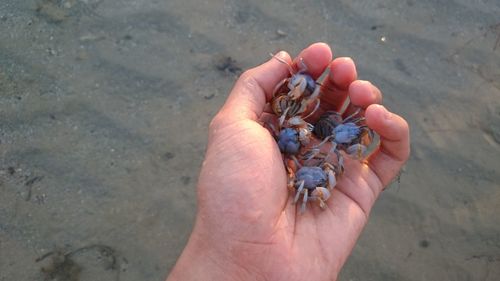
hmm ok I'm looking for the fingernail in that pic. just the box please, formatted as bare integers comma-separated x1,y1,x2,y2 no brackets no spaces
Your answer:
359,80,372,88
274,51,286,60
339,57,354,64
374,104,391,120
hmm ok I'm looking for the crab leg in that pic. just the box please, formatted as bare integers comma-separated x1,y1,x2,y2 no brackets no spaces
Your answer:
302,149,325,161
312,187,330,209
263,122,279,138
279,107,290,127
302,99,320,120
323,110,343,120
286,166,296,192
271,53,295,74
326,168,337,190
327,141,337,154
346,144,367,159
350,116,366,125
306,83,321,105
301,188,309,213
296,58,308,72
288,155,302,170
289,78,307,100
293,180,305,204
272,78,288,97
329,144,344,175
337,153,345,175
312,135,332,151
343,108,362,123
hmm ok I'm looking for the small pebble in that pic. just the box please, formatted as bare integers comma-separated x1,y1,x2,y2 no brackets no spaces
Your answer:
276,29,287,37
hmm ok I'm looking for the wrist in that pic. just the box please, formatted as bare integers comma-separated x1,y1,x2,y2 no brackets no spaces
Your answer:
166,224,250,281
167,245,226,281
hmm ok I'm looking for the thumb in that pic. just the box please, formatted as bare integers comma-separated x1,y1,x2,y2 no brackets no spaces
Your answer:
220,51,292,122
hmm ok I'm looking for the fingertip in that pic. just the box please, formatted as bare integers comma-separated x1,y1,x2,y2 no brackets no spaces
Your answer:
365,104,390,127
349,80,382,107
329,57,357,90
304,42,333,62
294,42,332,78
317,57,355,112
273,50,293,66
366,104,409,142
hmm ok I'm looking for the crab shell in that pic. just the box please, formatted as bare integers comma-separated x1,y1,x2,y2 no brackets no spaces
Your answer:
271,95,307,119
292,165,337,213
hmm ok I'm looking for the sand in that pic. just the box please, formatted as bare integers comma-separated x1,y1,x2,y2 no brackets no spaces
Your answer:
1,0,499,280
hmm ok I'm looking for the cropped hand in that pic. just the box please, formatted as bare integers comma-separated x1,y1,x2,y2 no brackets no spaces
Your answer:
167,43,410,281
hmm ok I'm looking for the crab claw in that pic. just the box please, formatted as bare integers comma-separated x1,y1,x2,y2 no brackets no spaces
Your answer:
288,76,308,100
332,147,345,175
346,144,367,159
286,166,296,193
272,78,288,98
312,187,331,209
302,148,326,162
326,168,337,190
278,107,290,127
343,107,362,123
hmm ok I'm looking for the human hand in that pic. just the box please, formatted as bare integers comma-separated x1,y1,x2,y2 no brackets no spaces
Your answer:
167,43,410,281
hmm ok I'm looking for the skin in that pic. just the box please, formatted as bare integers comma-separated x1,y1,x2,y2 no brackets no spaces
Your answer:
167,43,410,281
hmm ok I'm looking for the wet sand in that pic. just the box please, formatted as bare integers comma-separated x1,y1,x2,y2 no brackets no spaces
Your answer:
1,0,499,280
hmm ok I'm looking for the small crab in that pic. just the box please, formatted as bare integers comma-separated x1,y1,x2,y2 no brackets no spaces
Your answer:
268,116,314,155
277,128,301,155
266,115,316,172
287,162,337,213
270,56,321,124
308,108,374,173
274,68,318,101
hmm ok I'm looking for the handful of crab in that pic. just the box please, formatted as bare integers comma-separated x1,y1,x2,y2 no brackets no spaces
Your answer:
265,56,377,213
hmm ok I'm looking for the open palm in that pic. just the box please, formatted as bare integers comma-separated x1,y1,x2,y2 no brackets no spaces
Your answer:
168,43,409,281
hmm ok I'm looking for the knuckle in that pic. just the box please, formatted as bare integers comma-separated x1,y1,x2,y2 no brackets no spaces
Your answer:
400,118,410,135
208,111,235,133
239,69,254,80
209,112,225,132
238,69,260,90
238,69,253,84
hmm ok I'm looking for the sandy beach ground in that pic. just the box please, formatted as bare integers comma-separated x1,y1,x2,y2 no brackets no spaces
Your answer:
1,0,499,280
